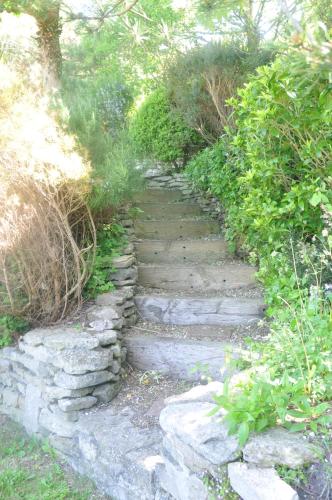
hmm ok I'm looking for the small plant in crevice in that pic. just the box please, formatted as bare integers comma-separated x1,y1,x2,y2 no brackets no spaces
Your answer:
276,464,308,489
203,467,238,500
139,370,164,385
189,362,212,383
84,222,127,299
0,315,29,347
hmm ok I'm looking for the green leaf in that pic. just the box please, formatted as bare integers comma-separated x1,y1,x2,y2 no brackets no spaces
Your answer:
238,421,250,446
309,192,322,207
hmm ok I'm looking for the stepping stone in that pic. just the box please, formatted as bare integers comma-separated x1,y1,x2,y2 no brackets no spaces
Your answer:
135,295,264,325
124,335,238,381
133,189,184,203
138,264,257,292
136,239,228,264
129,322,249,342
134,219,220,240
134,202,202,219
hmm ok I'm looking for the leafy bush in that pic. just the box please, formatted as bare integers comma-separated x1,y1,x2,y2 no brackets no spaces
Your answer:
186,137,239,246
130,87,203,165
166,43,273,142
226,51,332,258
187,44,332,293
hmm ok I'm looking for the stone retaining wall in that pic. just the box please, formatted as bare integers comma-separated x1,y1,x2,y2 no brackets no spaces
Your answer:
0,237,138,453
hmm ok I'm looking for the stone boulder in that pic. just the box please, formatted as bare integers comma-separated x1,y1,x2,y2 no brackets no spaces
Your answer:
165,382,223,406
228,462,298,500
244,427,323,468
159,402,240,467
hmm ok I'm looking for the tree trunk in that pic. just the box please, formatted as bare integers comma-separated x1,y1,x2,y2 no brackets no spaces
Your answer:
34,1,62,89
245,0,260,52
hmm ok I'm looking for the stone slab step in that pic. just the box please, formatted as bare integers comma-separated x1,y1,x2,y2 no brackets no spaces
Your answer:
128,321,267,344
124,335,237,381
134,202,202,219
138,264,257,291
135,295,264,325
133,189,184,203
136,239,228,264
134,220,220,240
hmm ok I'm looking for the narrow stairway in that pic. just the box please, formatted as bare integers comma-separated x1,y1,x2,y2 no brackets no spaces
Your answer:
125,187,265,381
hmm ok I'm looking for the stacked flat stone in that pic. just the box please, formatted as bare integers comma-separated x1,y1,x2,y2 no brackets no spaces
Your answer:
93,284,137,330
0,319,124,438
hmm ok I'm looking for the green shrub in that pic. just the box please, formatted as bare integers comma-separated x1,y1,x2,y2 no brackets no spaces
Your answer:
166,42,274,142
227,50,332,256
61,78,142,211
187,45,332,293
130,87,203,165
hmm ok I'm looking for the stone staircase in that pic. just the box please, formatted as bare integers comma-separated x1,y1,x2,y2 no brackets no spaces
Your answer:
124,186,265,381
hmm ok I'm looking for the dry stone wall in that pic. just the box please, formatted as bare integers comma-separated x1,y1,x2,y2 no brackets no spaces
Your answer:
0,238,138,454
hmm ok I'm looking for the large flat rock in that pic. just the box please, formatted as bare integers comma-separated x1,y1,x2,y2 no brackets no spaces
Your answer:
138,264,257,291
135,295,264,325
135,202,202,219
133,189,184,203
124,335,238,381
243,427,323,468
136,239,228,264
134,219,220,240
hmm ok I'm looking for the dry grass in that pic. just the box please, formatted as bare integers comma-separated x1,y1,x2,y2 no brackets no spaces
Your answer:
0,43,96,324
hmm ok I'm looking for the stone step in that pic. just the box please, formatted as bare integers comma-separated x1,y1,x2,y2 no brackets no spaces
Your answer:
124,335,238,381
133,189,184,203
134,202,202,219
138,264,257,292
128,321,259,343
136,239,228,264
135,295,264,325
134,220,220,240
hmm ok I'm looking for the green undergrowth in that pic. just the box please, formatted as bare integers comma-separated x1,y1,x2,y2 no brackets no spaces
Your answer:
212,289,332,445
0,315,29,348
84,222,127,299
0,416,103,500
